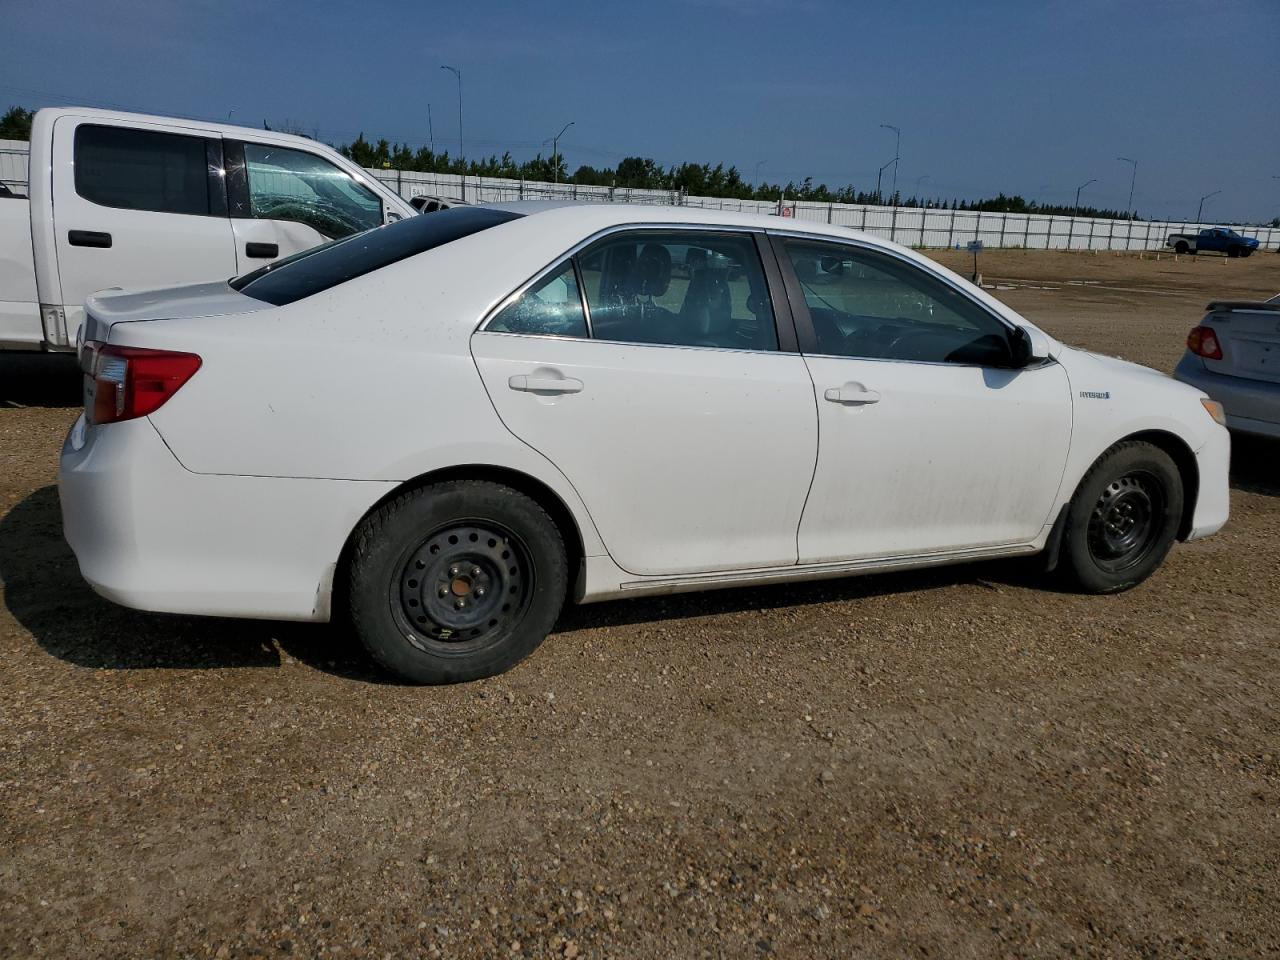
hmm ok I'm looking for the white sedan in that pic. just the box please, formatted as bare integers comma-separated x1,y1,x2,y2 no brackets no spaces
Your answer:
59,203,1231,683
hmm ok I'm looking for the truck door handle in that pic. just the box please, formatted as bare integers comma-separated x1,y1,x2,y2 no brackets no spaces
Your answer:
68,230,112,248
824,383,881,405
508,375,584,394
245,242,279,259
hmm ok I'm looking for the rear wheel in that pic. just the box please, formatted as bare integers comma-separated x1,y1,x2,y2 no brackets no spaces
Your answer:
1059,441,1183,594
1174,240,1189,254
347,481,568,683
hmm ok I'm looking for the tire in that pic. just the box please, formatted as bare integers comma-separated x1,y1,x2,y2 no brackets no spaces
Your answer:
1174,240,1189,254
1241,249,1253,258
1228,246,1241,258
1059,441,1183,594
346,480,568,684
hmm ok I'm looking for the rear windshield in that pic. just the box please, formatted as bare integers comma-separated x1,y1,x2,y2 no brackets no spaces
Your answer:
231,206,523,306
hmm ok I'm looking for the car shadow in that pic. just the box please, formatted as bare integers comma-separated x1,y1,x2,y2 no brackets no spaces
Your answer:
3,484,1034,683
5,432,1275,684
0,353,82,408
1230,434,1280,497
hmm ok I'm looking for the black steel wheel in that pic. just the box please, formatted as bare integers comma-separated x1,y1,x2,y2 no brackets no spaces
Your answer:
1058,441,1183,594
392,522,533,652
347,481,568,684
1085,472,1163,573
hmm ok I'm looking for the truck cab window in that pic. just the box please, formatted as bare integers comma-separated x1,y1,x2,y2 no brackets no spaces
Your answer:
242,144,383,239
74,125,211,215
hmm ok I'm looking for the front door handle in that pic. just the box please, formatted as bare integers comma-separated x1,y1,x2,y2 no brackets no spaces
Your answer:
68,230,112,248
245,242,279,259
824,383,881,405
508,374,584,394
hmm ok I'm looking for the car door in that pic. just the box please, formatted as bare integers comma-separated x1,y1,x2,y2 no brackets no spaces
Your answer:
224,139,386,273
774,236,1072,564
470,228,818,577
50,117,238,341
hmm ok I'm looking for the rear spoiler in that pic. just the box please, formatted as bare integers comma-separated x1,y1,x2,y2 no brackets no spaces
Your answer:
1206,300,1280,313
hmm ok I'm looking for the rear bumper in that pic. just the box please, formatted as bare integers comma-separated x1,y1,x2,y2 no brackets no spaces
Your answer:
58,415,396,621
1174,354,1280,439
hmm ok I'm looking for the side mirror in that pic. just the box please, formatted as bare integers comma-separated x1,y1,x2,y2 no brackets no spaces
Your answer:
1009,325,1050,368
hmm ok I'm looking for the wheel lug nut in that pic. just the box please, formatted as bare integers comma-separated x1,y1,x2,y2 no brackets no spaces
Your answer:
449,566,460,576
438,586,448,597
454,599,465,610
471,567,482,577
475,587,486,597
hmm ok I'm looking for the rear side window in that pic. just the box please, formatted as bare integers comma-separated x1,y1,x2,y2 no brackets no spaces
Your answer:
74,125,211,215
488,262,587,338
231,206,523,306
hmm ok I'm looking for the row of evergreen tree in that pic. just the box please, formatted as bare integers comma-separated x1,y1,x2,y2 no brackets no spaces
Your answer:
2,105,1138,218
338,132,1139,218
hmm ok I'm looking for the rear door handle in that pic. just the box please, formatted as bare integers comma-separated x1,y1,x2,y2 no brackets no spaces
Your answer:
68,230,112,248
824,383,881,405
508,375,584,394
245,242,279,259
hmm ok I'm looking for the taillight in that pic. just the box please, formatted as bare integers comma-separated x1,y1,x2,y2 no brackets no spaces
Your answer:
83,341,202,425
1186,325,1223,361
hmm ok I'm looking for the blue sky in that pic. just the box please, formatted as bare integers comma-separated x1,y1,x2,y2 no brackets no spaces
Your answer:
3,0,1277,222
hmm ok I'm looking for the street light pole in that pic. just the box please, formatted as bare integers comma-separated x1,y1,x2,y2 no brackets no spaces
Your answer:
546,121,574,185
876,158,895,204
1196,189,1221,223
1117,157,1137,219
1074,178,1096,217
880,124,900,204
427,103,434,155
440,65,463,168
754,160,765,187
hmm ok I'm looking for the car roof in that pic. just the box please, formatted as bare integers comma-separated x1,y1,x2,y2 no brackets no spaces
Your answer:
480,199,882,245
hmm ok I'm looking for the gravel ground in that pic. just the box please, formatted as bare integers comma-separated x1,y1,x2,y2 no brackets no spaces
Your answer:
1,249,1278,959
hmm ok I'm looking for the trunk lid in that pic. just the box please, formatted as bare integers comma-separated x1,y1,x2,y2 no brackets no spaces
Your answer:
1202,300,1280,385
81,280,269,346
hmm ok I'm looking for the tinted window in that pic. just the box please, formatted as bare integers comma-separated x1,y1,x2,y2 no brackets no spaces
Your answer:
74,124,210,215
243,143,382,239
232,206,522,306
489,262,587,337
578,231,776,350
783,240,1013,366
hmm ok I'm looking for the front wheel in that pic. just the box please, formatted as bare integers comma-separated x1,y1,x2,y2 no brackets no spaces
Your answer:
1059,441,1183,594
1227,246,1241,258
346,481,568,683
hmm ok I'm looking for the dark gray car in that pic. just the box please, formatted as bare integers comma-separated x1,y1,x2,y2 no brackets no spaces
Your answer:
1174,294,1280,439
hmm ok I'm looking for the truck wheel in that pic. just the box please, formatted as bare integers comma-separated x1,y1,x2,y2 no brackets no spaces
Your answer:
1059,441,1183,594
347,480,569,684
1174,241,1189,254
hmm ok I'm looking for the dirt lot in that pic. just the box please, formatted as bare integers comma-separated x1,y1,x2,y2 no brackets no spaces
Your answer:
2,249,1278,959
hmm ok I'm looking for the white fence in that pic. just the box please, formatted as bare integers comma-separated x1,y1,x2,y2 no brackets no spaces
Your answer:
369,168,1280,252
3,139,1276,251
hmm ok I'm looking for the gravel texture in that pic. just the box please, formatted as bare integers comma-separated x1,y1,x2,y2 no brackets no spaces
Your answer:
1,249,1277,959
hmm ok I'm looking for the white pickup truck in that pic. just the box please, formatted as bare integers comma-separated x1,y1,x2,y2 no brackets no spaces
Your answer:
1,107,415,351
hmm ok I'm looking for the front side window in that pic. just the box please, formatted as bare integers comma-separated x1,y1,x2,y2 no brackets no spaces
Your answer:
578,231,777,351
243,143,382,239
488,262,587,338
74,124,210,215
783,240,1014,366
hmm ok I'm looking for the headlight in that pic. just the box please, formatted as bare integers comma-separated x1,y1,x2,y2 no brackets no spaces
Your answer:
1200,398,1227,427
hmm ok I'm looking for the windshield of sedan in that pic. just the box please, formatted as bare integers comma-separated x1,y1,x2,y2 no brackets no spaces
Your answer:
231,207,523,306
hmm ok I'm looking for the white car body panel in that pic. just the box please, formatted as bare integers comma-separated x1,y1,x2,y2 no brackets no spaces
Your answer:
59,203,1231,623
472,331,817,575
798,355,1072,562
